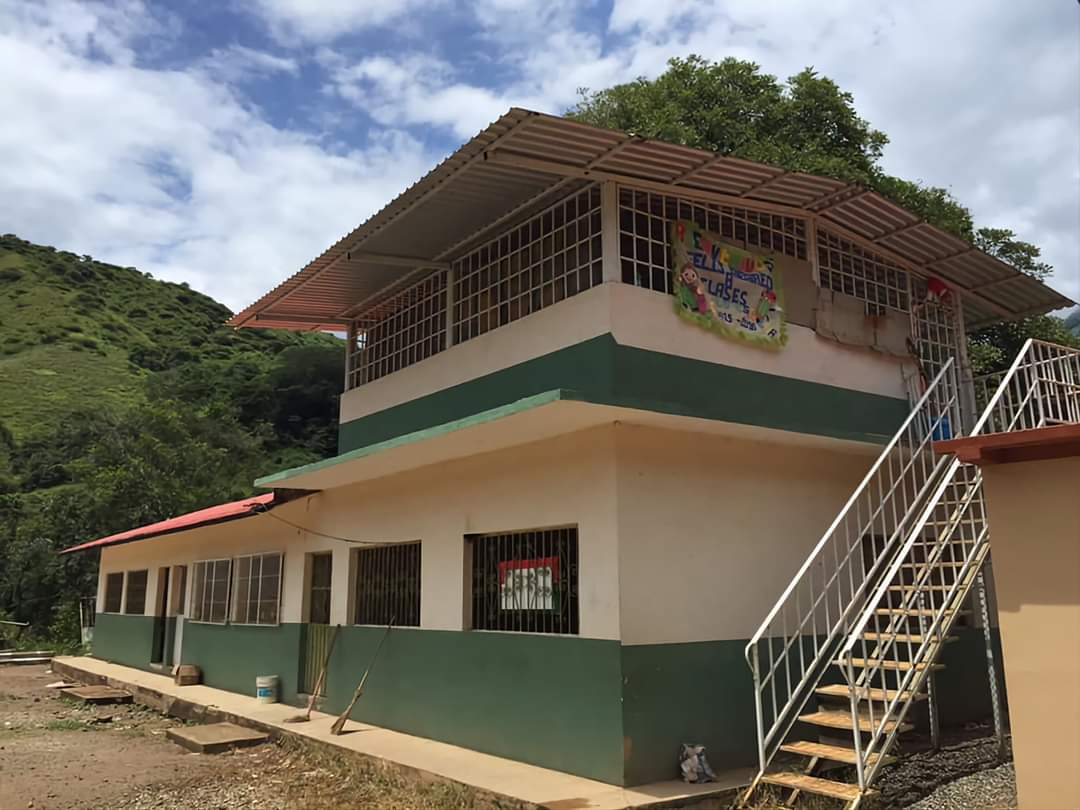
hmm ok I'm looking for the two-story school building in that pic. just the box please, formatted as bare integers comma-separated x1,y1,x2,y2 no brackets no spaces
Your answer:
65,109,1071,787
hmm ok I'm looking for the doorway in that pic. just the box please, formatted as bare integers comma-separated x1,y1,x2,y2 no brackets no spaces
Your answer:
172,565,187,667
301,553,333,695
150,567,170,665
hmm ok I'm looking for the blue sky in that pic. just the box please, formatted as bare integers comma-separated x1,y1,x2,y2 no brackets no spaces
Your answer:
1,0,1077,312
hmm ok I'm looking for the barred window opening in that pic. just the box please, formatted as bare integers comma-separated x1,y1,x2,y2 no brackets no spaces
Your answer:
191,559,232,624
348,272,448,389
618,187,808,294
353,542,421,627
817,229,910,313
104,572,124,614
124,570,148,615
232,552,282,626
468,527,579,635
453,186,603,345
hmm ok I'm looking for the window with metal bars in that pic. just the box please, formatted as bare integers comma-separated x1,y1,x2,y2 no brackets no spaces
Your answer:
124,570,148,615
468,528,579,635
618,187,808,294
190,559,232,624
348,272,448,389
352,542,421,627
452,186,603,345
103,572,124,613
817,229,911,313
231,552,282,625
308,553,332,625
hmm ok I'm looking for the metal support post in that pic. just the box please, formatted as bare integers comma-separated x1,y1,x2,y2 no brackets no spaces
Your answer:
976,566,1007,760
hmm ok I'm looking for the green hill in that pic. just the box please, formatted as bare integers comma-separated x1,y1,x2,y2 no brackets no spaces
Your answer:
0,234,342,634
1065,308,1080,337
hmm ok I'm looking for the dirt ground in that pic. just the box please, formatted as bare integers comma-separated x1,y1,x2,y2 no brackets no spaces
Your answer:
0,665,485,810
2,664,1014,810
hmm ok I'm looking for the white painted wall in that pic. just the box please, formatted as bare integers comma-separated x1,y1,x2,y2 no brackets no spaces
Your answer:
98,419,873,650
98,426,622,640
340,282,911,428
614,422,872,645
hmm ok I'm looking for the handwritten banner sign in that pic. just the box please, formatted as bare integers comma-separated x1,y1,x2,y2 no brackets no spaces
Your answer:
671,219,787,349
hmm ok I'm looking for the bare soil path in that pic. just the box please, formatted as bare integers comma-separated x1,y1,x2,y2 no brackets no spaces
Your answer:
0,665,481,810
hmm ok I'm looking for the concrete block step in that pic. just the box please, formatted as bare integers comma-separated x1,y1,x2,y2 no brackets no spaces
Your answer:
166,722,270,754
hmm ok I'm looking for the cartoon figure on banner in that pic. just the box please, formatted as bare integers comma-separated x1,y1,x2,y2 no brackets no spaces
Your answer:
670,219,787,349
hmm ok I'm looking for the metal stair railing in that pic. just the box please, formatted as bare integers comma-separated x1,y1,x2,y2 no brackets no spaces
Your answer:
838,337,1080,796
973,338,1080,435
743,357,962,780
839,458,988,793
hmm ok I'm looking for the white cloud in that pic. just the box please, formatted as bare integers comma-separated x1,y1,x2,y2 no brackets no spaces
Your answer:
198,44,299,83
245,0,443,42
0,0,1075,317
0,1,432,312
320,0,1079,303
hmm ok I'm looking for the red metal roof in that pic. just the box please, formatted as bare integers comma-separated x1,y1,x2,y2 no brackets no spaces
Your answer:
60,493,280,554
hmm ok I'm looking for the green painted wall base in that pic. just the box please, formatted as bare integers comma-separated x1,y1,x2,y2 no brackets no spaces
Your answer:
92,613,157,671
180,621,303,704
337,335,908,455
91,617,1007,786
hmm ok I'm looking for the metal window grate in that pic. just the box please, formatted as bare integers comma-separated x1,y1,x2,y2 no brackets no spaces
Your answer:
232,552,282,625
618,186,808,294
124,570,148,615
818,229,911,313
468,527,579,635
191,559,232,624
104,572,123,613
353,542,421,627
308,553,332,625
348,272,448,389
452,186,603,345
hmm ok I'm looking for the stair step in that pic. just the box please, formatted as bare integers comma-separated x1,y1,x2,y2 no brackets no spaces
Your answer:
761,771,867,802
862,631,957,644
841,657,945,672
876,607,970,618
888,584,962,592
901,562,966,569
780,740,896,767
799,709,913,734
816,683,927,703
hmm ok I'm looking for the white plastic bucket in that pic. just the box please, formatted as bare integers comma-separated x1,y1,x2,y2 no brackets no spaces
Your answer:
256,675,279,704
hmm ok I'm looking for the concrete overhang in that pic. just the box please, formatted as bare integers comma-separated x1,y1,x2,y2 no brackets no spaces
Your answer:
255,389,880,492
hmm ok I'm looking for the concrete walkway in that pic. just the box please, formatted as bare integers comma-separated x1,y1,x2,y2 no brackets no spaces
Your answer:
52,656,750,810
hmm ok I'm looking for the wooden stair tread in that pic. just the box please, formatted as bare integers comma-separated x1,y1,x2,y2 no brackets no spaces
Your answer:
876,607,970,617
781,740,895,767
840,657,945,672
862,631,957,643
761,772,867,802
799,710,913,734
901,561,966,568
888,584,963,591
816,683,926,703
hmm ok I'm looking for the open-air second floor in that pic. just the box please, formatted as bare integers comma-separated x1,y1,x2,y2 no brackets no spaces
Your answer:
229,109,1072,460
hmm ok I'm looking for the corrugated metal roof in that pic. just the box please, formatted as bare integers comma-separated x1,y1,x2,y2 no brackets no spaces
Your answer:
60,493,282,554
230,108,1073,331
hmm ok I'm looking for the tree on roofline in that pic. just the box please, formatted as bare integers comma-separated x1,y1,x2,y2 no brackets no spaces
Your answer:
569,55,1078,372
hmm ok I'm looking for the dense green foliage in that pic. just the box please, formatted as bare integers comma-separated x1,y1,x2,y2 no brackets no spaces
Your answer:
0,235,342,641
571,56,1078,372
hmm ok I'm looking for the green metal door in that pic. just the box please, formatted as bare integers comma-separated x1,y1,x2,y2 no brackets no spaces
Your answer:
300,553,333,695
